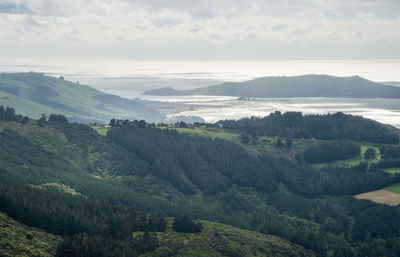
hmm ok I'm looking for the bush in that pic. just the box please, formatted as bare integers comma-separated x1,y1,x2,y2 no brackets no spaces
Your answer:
275,138,284,148
49,114,68,123
173,216,202,233
240,133,251,144
364,148,376,160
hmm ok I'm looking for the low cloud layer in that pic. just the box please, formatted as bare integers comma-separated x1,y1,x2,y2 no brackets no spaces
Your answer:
0,0,399,59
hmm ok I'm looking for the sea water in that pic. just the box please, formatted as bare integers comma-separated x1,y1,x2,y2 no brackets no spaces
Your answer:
1,58,399,127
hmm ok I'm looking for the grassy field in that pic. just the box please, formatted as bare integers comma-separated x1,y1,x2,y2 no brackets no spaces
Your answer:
140,219,315,257
91,126,238,140
90,125,109,136
383,167,400,174
170,126,239,141
0,212,61,257
385,183,400,194
312,144,381,169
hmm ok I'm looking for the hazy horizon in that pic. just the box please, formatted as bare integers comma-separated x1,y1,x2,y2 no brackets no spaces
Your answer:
1,1,400,128
0,58,400,87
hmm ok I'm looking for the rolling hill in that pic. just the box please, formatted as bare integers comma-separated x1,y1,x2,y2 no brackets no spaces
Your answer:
0,210,314,257
144,74,400,99
143,219,315,257
0,72,163,123
2,108,400,256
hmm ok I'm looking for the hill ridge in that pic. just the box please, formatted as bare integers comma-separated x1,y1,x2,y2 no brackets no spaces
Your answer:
0,72,164,123
144,74,400,99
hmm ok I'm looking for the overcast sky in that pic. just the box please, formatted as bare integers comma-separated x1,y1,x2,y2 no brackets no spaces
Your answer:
0,0,399,59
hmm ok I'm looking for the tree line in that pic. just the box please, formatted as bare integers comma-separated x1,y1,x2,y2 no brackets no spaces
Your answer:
107,126,400,199
0,105,29,123
218,111,399,144
380,146,400,159
303,140,361,163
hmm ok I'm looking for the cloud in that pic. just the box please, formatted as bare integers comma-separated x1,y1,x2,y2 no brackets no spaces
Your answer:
0,1,35,14
0,0,399,59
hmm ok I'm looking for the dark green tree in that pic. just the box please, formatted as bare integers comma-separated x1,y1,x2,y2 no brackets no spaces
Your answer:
275,138,284,148
364,148,377,160
240,133,251,144
109,118,116,127
49,114,68,123
173,216,202,233
4,106,16,121
0,105,4,120
38,114,47,127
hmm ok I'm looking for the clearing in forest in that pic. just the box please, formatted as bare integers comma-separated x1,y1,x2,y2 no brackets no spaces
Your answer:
355,189,400,206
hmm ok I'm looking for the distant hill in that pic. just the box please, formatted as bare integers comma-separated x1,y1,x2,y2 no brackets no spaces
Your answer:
144,74,400,99
383,81,400,87
0,72,163,123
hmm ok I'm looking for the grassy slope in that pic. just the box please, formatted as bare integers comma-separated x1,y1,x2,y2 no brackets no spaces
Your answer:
385,183,400,194
90,125,109,136
0,210,315,257
384,168,400,174
0,72,163,123
141,219,315,257
0,212,61,257
311,144,381,169
0,121,320,256
0,91,65,118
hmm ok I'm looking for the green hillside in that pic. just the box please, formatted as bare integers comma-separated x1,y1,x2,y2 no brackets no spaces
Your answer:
142,219,315,257
0,212,61,257
144,74,400,98
0,210,314,257
0,72,163,123
2,110,400,256
0,118,321,256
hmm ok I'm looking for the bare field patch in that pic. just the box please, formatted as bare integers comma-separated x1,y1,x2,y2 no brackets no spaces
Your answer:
355,189,400,206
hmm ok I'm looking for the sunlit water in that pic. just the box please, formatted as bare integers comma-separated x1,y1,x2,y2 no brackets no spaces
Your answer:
164,97,400,128
1,58,400,127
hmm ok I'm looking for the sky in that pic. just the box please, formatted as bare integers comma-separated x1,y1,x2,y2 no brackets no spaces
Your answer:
0,0,399,59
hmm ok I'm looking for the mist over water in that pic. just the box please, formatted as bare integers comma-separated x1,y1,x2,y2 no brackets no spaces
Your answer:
1,58,400,127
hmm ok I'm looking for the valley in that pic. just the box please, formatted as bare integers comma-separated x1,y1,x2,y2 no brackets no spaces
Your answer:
1,107,400,256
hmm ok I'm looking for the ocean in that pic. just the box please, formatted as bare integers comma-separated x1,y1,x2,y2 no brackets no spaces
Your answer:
1,58,400,127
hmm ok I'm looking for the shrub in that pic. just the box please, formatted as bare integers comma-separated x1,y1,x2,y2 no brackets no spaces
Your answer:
173,216,202,233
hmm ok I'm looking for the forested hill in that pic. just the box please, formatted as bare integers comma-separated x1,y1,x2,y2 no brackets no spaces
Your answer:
3,107,400,256
218,111,400,144
144,74,400,98
0,72,163,123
